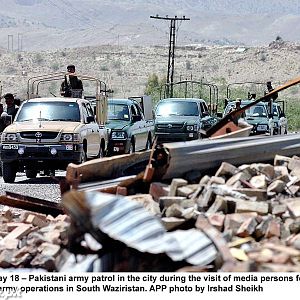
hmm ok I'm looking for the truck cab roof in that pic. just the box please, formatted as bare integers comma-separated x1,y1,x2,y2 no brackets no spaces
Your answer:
25,97,90,104
159,98,207,103
108,98,139,105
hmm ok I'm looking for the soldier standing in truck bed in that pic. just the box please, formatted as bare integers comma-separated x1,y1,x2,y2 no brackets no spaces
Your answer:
60,65,83,97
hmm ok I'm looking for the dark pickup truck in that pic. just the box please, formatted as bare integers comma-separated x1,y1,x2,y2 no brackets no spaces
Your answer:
154,98,218,142
106,97,154,155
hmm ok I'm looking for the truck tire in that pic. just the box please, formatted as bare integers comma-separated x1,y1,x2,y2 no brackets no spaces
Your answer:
128,141,135,154
2,162,17,183
146,135,152,150
97,147,104,158
26,169,38,179
97,140,105,158
79,150,87,163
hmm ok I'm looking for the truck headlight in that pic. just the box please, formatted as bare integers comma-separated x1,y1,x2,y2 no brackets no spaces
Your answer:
60,133,79,142
187,125,198,131
2,133,18,142
73,133,80,142
61,133,73,141
111,131,126,139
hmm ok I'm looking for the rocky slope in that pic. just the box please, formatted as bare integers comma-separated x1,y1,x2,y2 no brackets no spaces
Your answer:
0,40,300,101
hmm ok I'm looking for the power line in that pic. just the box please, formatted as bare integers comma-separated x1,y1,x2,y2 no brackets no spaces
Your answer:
150,15,190,98
45,0,95,29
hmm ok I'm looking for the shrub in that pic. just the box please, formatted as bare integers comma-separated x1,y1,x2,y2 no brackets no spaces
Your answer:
34,53,44,65
51,62,60,71
100,65,109,71
186,60,192,70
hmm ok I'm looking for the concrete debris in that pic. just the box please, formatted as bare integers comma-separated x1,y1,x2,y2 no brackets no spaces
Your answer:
3,153,300,272
169,178,188,196
131,154,300,271
0,209,71,271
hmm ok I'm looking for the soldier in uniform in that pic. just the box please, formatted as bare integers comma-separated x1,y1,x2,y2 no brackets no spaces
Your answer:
60,65,83,97
4,93,18,121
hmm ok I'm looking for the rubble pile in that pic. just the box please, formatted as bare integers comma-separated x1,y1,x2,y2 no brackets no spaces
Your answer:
3,153,300,272
141,154,300,271
0,210,70,271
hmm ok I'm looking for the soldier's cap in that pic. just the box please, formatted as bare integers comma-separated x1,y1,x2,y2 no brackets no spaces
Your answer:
3,93,14,99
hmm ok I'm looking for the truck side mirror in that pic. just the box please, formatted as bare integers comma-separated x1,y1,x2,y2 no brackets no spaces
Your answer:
132,115,142,122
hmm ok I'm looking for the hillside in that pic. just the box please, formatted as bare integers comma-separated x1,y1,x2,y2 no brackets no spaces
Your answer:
1,0,300,50
1,40,300,99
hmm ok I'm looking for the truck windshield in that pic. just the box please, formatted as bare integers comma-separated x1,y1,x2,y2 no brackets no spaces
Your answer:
108,103,130,121
245,105,267,117
224,102,268,118
156,101,199,117
16,102,80,122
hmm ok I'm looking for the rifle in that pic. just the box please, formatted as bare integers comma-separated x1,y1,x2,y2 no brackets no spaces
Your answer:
63,74,72,97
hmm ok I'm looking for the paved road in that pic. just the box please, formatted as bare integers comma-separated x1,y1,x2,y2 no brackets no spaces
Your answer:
0,171,64,204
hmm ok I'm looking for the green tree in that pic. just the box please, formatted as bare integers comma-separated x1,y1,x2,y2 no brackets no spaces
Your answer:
144,74,166,103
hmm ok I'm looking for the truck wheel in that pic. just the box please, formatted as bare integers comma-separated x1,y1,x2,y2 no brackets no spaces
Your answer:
2,162,17,183
128,141,135,154
79,150,87,163
146,135,152,150
98,147,104,158
97,141,105,158
26,169,37,179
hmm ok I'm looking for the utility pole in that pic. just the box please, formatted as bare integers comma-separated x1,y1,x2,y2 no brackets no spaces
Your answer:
150,15,190,98
7,35,13,52
18,33,23,52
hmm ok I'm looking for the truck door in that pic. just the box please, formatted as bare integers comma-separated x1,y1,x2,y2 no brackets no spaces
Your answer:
82,103,100,156
134,103,148,149
130,104,143,151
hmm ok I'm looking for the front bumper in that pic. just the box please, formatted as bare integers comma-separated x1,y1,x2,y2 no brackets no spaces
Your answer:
0,143,83,168
107,139,131,154
155,132,198,143
250,124,269,135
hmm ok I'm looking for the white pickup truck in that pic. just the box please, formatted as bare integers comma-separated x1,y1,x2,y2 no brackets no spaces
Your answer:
0,97,108,183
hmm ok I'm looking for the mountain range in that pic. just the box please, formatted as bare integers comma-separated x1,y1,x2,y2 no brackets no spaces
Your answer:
0,0,300,50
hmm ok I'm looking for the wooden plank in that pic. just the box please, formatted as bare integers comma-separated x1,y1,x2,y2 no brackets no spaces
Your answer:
0,192,63,217
66,151,150,185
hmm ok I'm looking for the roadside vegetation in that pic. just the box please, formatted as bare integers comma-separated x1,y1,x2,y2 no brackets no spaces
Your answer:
285,100,300,132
